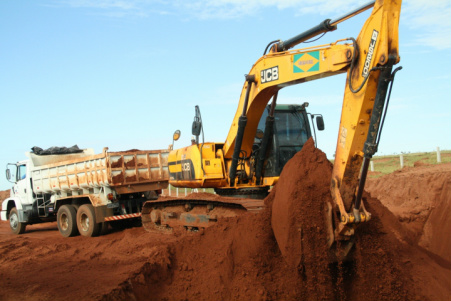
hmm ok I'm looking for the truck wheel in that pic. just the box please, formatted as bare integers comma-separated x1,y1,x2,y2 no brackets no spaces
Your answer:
76,204,101,237
9,207,26,235
57,205,79,237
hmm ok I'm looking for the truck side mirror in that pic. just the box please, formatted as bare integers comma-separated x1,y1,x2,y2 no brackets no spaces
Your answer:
6,164,16,183
316,116,325,131
192,121,202,136
173,130,181,141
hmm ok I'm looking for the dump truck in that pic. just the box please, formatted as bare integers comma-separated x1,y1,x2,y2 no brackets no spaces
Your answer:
2,146,169,237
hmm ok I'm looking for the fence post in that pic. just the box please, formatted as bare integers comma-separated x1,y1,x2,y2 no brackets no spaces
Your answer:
168,185,171,196
400,153,404,168
185,188,187,196
370,161,374,172
437,147,441,163
176,188,179,197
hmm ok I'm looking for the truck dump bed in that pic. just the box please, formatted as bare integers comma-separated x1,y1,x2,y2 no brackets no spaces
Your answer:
29,148,169,194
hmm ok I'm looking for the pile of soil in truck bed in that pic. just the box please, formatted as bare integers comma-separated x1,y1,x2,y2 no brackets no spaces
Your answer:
0,139,450,300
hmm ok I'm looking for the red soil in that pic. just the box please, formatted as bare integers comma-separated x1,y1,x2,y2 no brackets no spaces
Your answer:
0,141,449,300
270,139,335,300
366,162,451,263
0,190,9,204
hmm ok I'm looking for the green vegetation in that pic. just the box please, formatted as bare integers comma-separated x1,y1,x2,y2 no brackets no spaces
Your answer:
369,150,451,178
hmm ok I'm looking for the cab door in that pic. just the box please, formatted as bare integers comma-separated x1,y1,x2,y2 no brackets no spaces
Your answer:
13,164,31,204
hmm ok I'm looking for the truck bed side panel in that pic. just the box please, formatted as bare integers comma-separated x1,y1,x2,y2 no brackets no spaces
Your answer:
31,150,169,195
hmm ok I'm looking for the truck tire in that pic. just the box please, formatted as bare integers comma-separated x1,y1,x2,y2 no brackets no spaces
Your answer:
57,205,79,237
76,204,101,237
9,207,26,235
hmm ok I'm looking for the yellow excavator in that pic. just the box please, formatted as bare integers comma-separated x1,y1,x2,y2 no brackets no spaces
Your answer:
143,0,402,255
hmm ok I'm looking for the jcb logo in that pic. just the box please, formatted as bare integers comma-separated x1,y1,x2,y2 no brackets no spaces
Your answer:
261,66,279,84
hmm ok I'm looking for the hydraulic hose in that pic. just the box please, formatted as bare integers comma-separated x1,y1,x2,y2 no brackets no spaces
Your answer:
255,93,278,185
354,58,398,213
229,75,255,187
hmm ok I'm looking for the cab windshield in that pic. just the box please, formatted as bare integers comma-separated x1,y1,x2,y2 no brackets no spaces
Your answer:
257,107,310,149
256,106,311,176
273,111,309,148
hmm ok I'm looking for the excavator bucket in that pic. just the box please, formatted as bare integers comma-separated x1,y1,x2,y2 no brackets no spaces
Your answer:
325,203,355,262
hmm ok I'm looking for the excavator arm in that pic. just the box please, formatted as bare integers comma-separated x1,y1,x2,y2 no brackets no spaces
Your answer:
328,0,401,240
223,0,401,242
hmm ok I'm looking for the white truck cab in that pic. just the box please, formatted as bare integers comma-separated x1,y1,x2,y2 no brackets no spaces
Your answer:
2,160,34,234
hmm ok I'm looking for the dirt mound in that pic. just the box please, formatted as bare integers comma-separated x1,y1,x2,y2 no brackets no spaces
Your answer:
103,193,300,301
103,139,451,301
271,139,335,300
353,193,451,301
0,190,10,204
366,163,451,262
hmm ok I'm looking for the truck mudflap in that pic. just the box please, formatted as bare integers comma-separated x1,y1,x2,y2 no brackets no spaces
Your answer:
141,193,265,232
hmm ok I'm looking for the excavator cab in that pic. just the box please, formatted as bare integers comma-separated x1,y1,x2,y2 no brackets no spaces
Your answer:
255,103,324,178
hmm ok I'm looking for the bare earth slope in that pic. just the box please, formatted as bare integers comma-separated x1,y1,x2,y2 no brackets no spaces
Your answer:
367,162,451,263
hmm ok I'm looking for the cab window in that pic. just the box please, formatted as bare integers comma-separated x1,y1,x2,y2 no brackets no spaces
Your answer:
274,111,309,147
18,165,26,181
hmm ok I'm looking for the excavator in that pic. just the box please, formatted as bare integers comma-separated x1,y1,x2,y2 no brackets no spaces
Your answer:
142,0,402,258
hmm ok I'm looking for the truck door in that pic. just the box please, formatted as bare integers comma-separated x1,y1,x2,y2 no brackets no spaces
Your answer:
14,164,31,204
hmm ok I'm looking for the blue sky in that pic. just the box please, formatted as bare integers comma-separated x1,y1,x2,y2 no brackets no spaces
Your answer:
1,0,450,190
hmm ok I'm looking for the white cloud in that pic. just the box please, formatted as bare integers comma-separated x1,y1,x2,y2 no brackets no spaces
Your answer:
182,0,451,50
64,0,137,10
58,0,170,18
402,0,451,50
56,0,366,20
57,0,451,49
172,0,365,20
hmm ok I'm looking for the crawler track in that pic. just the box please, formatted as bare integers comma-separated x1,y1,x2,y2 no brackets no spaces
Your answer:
141,193,265,232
